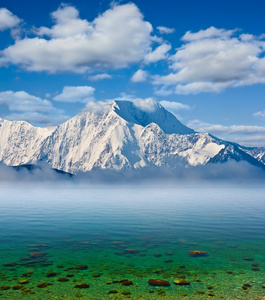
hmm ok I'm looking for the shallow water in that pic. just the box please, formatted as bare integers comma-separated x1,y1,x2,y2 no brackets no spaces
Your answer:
0,183,265,299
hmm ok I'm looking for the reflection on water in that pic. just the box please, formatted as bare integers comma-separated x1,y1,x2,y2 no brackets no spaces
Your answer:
0,183,265,299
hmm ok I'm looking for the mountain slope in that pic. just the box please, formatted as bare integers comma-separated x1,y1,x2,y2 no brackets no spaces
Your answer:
0,100,264,174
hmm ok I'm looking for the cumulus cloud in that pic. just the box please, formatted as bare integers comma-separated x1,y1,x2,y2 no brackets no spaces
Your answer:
0,90,68,125
84,101,111,115
0,8,21,31
5,112,69,125
188,120,265,146
157,26,175,35
254,110,265,118
0,90,61,113
144,43,171,64
53,86,95,103
133,97,158,113
88,73,112,81
181,26,236,41
159,100,192,113
131,69,148,82
0,3,153,73
153,27,265,94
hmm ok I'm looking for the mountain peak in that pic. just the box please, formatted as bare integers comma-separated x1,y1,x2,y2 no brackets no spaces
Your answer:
112,100,195,135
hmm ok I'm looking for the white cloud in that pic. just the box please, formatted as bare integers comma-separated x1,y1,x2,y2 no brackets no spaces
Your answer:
0,8,21,31
157,26,175,35
0,3,153,73
131,69,148,82
159,100,191,112
84,101,111,115
88,73,112,81
188,120,265,135
181,26,236,41
187,120,265,146
254,110,265,118
0,90,68,125
0,90,61,113
153,27,265,94
133,97,158,113
5,112,69,125
53,86,95,103
144,43,171,64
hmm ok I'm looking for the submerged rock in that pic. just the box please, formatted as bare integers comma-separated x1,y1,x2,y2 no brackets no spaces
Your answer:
3,262,17,267
243,257,253,261
108,290,118,294
74,283,90,288
37,282,51,288
121,280,133,286
30,252,47,258
121,291,131,295
12,285,23,290
58,278,69,282
75,265,88,270
173,279,190,286
154,253,162,257
148,279,170,286
188,250,207,257
125,249,139,254
0,286,10,290
18,280,29,284
46,272,58,277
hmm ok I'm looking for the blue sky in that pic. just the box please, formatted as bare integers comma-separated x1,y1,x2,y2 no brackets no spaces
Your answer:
1,0,265,146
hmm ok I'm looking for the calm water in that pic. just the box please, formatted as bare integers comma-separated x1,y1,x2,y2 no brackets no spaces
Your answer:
0,183,265,299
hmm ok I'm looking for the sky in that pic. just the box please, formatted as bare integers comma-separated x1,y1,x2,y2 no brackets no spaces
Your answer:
1,0,265,147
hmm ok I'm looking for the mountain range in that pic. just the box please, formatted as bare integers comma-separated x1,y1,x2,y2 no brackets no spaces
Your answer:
0,100,265,175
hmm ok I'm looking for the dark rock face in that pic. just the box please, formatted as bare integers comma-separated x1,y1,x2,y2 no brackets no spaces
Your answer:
148,279,170,286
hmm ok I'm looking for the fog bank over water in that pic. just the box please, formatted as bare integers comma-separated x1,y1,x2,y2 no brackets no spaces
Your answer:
0,160,265,185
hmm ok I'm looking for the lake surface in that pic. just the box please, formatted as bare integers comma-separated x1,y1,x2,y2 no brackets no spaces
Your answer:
0,183,265,299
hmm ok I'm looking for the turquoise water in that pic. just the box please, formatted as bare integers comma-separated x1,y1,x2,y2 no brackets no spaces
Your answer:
0,183,265,299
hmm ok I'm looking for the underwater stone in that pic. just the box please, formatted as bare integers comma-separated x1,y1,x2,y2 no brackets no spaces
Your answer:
251,262,259,266
164,259,173,263
58,278,69,282
46,272,58,277
125,249,139,254
0,286,10,290
3,262,17,267
148,279,170,286
75,265,88,270
154,253,162,257
12,285,23,290
243,257,253,261
121,292,131,295
74,283,90,288
121,280,133,286
108,290,118,294
188,250,207,257
173,279,190,286
30,252,47,258
18,280,29,284
37,282,50,288
251,267,260,271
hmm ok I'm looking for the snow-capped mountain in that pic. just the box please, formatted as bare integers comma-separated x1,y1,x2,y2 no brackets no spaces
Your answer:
0,100,264,174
